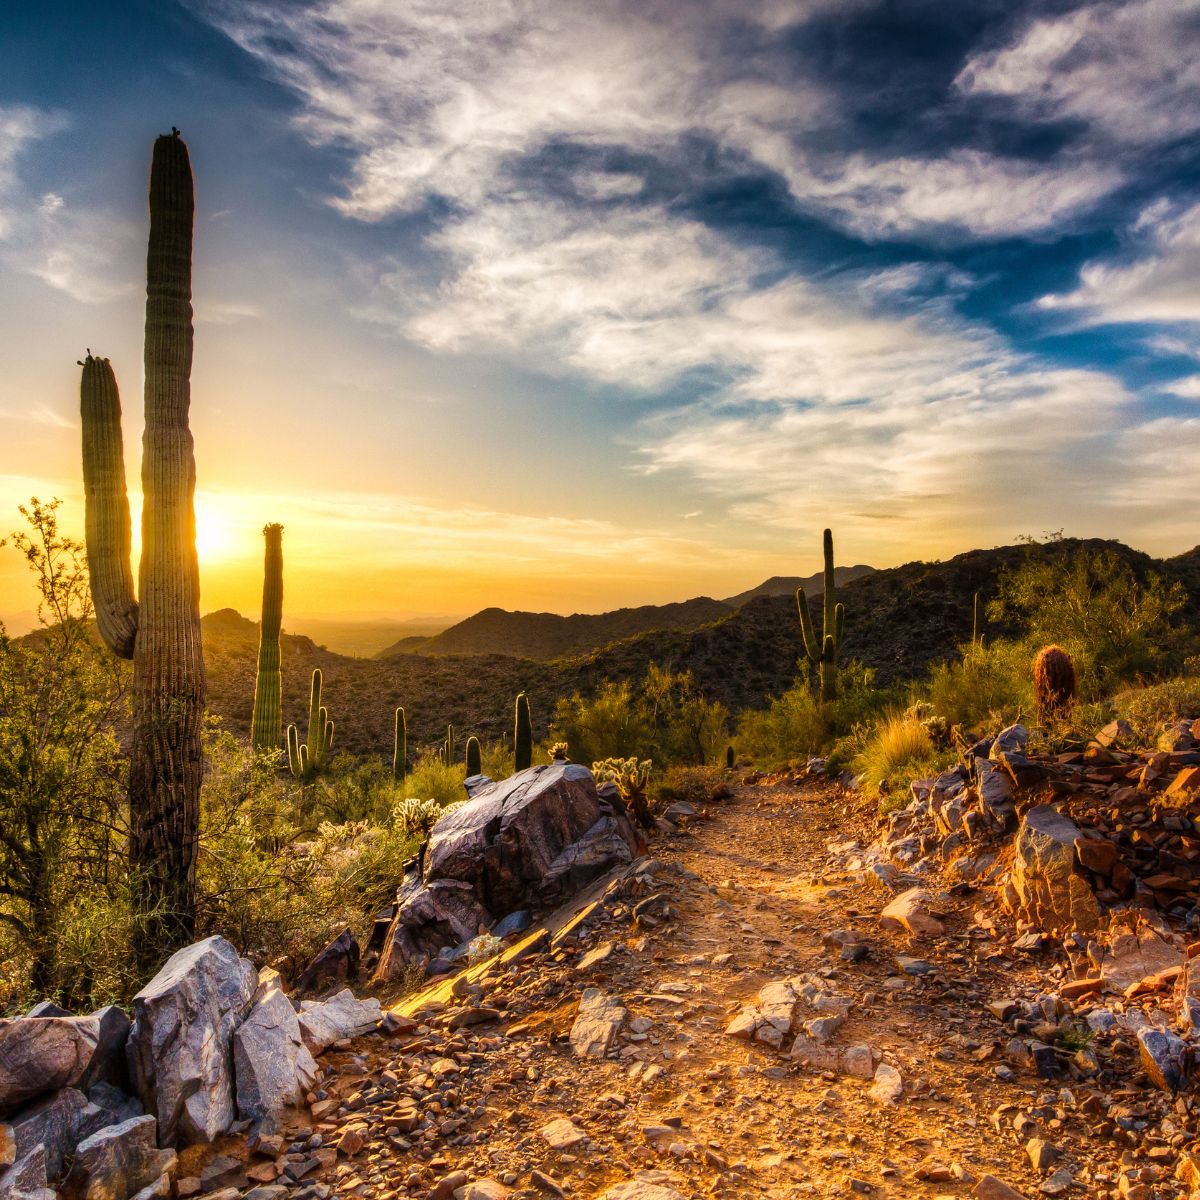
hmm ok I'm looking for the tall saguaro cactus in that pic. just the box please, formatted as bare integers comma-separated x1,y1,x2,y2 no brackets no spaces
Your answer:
251,524,284,752
80,130,206,961
393,707,407,780
514,692,533,772
796,528,845,703
288,668,334,780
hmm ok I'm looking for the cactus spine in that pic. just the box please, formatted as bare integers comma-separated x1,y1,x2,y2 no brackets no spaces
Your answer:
287,668,333,779
80,130,205,960
465,735,482,777
514,692,533,772
250,523,284,752
393,707,407,779
796,528,844,703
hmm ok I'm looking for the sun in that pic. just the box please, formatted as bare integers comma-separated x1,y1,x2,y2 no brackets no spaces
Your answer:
193,500,236,563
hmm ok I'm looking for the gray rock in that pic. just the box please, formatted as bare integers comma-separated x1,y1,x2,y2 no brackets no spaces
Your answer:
295,989,381,1057
374,764,645,975
491,910,532,939
86,1083,142,1125
869,1062,903,1105
0,1006,129,1118
879,887,945,937
0,1146,55,1200
291,929,358,995
233,977,318,1126
9,1087,91,1180
61,1115,176,1200
570,990,627,1058
126,936,257,1146
990,724,1029,759
1008,806,1102,933
25,1002,71,1019
1137,1027,1189,1092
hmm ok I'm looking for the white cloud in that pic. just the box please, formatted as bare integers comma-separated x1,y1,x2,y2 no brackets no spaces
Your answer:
198,0,1119,241
1039,201,1200,325
0,107,137,303
1165,375,1200,399
958,0,1200,145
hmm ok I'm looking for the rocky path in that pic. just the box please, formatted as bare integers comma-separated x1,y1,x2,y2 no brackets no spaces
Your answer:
216,778,1194,1200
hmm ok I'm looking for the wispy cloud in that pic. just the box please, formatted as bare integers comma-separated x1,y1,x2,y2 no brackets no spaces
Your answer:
958,0,1200,146
1039,200,1200,326
0,106,137,303
198,0,1121,242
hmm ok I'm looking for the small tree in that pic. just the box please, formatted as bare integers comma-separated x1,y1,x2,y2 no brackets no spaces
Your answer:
0,499,127,996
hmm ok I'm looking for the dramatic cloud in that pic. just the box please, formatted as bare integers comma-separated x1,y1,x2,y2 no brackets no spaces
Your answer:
199,0,1120,241
1040,200,1200,326
959,0,1200,145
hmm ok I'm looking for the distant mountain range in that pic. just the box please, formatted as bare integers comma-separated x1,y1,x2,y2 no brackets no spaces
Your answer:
195,540,1200,761
377,564,874,661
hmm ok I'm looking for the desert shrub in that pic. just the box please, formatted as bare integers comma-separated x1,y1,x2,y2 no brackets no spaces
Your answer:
734,663,891,770
923,638,1032,731
551,681,655,765
990,548,1187,694
651,764,730,808
306,753,396,825
0,499,129,1005
1113,676,1200,741
399,750,469,807
644,666,730,765
197,728,417,971
851,712,951,796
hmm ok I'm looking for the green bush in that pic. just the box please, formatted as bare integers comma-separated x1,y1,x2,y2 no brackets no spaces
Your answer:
651,764,730,808
990,547,1187,695
398,750,469,807
551,680,655,765
923,638,1033,732
1114,676,1200,742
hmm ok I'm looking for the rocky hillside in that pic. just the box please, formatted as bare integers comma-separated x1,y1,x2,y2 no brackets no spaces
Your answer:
201,538,1200,758
720,563,874,607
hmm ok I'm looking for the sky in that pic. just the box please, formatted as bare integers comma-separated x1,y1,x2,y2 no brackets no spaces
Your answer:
1,0,1199,624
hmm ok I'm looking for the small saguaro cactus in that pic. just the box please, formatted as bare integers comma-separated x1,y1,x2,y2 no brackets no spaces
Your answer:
287,668,334,780
1033,645,1076,725
393,707,407,780
80,129,205,960
441,724,456,767
725,745,735,770
514,692,533,772
250,524,284,752
796,528,845,703
465,735,482,777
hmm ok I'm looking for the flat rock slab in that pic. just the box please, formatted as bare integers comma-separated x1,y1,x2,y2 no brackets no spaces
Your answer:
879,887,945,937
296,989,382,1057
599,1182,686,1200
539,1117,588,1151
570,990,627,1058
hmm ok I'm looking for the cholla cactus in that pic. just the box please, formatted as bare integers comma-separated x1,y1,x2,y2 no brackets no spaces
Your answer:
466,932,504,964
548,741,569,761
393,796,465,837
592,756,654,829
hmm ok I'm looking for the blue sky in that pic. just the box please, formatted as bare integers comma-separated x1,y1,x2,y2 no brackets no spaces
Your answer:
1,0,1199,619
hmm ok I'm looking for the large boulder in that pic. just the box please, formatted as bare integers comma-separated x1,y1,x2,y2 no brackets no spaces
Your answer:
61,1116,176,1200
232,975,318,1126
126,936,257,1146
375,763,645,974
0,1006,129,1118
1007,805,1103,933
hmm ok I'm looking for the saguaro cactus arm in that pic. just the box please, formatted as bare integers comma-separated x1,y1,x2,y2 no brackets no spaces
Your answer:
80,353,139,659
796,587,819,665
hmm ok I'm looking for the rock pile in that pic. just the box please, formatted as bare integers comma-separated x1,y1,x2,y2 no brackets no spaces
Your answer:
0,936,382,1200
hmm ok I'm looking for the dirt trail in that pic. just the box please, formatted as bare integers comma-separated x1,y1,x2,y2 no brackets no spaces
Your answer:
277,779,1134,1200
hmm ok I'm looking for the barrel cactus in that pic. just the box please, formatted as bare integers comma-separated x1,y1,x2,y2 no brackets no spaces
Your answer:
1033,645,1076,725
79,130,205,959
250,524,283,752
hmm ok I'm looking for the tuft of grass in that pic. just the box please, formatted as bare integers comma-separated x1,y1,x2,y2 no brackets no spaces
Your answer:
1113,676,1200,743
852,712,950,798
